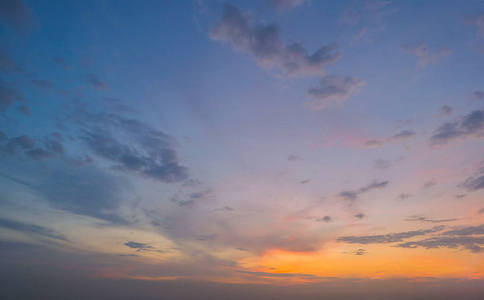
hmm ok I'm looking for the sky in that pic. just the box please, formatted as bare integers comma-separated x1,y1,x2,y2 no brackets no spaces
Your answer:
0,0,484,299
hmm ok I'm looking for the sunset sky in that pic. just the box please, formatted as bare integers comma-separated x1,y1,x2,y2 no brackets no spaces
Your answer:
0,0,483,299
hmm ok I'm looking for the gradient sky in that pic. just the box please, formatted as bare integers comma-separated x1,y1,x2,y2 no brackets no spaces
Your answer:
1,0,484,299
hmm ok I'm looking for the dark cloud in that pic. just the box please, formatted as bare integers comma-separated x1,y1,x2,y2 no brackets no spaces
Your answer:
0,78,25,112
338,226,444,244
74,109,189,183
454,194,466,199
316,216,332,223
479,208,484,214
338,180,388,204
26,148,54,160
354,213,365,220
124,241,153,250
210,5,340,77
395,193,412,201
0,0,33,30
438,105,453,116
86,73,108,90
403,44,451,68
390,130,416,140
405,216,457,223
397,236,484,253
300,179,310,184
306,75,365,110
0,217,68,241
430,109,484,145
287,154,300,161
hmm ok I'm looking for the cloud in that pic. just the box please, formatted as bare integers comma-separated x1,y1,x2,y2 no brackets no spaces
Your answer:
2,134,36,154
270,0,306,11
354,248,367,255
0,78,25,112
0,0,33,30
74,109,189,183
237,270,320,279
31,79,55,89
374,159,390,170
458,169,484,192
438,105,453,117
124,241,153,250
397,236,484,253
0,217,69,241
338,180,388,204
423,178,437,189
17,104,30,115
479,208,484,214
430,109,484,145
305,75,365,110
316,216,332,223
171,189,212,208
300,179,310,184
403,44,451,68
470,90,484,101
340,0,392,26
36,166,131,224
86,74,108,90
442,224,484,236
364,139,382,147
405,216,457,223
395,193,412,201
214,206,234,212
338,226,445,244
210,5,340,77
390,130,416,140
354,213,365,220
287,154,300,161
468,13,484,39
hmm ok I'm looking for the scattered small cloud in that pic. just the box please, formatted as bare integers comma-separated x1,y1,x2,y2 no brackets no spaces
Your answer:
316,216,332,223
478,208,484,214
214,206,234,212
430,109,484,145
338,180,389,204
390,130,416,140
306,75,365,111
438,105,453,117
338,226,445,244
405,215,457,223
31,79,55,89
86,73,108,90
470,90,483,102
300,179,310,184
353,248,367,255
403,43,451,68
270,0,306,11
354,213,365,220
287,154,300,161
423,178,437,189
395,193,412,201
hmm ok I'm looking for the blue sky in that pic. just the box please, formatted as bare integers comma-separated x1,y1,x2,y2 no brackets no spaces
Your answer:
1,0,484,299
